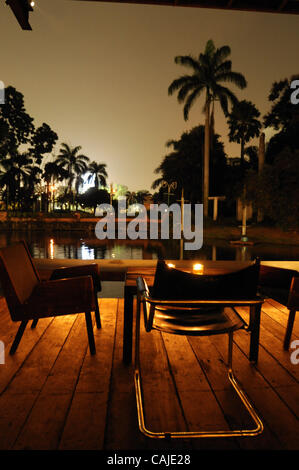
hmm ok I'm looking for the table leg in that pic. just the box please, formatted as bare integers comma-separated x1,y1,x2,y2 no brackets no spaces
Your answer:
123,286,134,364
249,304,261,363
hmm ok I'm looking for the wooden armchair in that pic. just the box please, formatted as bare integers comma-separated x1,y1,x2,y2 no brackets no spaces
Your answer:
258,265,299,350
0,241,100,355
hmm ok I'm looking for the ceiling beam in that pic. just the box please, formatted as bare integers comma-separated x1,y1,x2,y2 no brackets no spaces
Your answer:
72,0,299,15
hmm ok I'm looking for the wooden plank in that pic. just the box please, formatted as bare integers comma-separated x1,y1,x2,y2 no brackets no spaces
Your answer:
0,315,77,449
189,333,282,450
136,312,192,451
261,299,299,338
161,331,238,450
209,332,299,450
59,299,117,450
12,313,91,450
102,299,147,450
0,318,54,395
0,393,37,450
6,315,77,393
236,306,299,381
232,325,299,417
0,296,298,451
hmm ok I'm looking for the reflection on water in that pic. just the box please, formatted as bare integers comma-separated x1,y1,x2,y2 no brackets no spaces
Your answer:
0,231,299,261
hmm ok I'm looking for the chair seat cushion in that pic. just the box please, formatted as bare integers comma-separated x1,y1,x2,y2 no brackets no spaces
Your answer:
152,306,245,336
152,259,260,300
22,276,95,319
50,264,102,292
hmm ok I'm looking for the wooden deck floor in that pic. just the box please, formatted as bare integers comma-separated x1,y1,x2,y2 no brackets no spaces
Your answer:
0,295,298,452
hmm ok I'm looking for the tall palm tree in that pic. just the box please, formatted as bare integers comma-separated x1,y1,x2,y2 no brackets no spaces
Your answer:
87,161,108,189
55,143,89,196
168,39,247,216
227,100,261,170
125,191,137,207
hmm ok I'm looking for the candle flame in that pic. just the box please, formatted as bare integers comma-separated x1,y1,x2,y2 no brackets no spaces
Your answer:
193,263,203,273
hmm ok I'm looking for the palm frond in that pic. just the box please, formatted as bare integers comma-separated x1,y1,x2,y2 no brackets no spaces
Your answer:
212,45,231,67
215,71,247,89
204,39,216,57
183,87,203,120
168,75,195,96
215,60,232,75
174,55,200,71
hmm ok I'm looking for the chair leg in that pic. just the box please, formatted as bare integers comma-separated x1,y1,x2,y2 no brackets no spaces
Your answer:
85,311,96,355
31,319,38,329
94,292,101,329
284,309,296,350
134,321,264,439
10,320,28,355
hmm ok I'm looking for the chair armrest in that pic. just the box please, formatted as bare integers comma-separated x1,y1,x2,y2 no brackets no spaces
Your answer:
142,295,264,308
287,277,299,310
50,264,101,292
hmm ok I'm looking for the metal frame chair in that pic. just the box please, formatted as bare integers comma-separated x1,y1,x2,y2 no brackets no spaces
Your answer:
134,276,264,439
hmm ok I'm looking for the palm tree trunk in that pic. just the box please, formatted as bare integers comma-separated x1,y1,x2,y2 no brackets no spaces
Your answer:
203,100,210,217
257,132,265,223
240,138,245,170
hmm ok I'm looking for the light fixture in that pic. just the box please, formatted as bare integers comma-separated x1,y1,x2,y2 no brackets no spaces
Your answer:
30,1,35,6
167,263,175,269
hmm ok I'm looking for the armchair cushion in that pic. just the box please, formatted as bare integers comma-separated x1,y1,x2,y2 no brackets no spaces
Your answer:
50,264,101,292
152,259,260,301
21,276,96,319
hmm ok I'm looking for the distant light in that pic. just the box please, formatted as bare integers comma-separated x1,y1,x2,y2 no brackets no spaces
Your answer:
30,1,35,7
167,263,175,269
49,239,54,259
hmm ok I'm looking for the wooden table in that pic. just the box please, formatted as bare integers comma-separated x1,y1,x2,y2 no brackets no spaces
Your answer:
123,261,263,364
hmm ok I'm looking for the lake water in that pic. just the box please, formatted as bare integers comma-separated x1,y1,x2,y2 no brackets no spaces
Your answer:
1,230,299,261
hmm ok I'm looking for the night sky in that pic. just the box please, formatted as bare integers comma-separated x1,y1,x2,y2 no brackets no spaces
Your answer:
1,0,299,192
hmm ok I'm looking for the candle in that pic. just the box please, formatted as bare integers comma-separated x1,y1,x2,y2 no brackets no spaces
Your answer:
193,263,203,274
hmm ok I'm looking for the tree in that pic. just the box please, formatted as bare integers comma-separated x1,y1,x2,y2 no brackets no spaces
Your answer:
0,151,35,209
152,125,227,205
87,161,108,189
125,191,137,206
30,123,58,165
248,147,299,229
0,86,58,210
77,187,110,215
168,39,247,216
135,190,151,204
55,143,90,199
0,86,34,155
264,75,299,163
227,100,261,171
